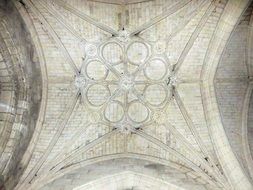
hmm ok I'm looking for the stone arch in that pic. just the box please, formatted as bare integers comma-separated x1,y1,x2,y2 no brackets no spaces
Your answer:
201,0,253,189
0,0,45,189
37,154,208,190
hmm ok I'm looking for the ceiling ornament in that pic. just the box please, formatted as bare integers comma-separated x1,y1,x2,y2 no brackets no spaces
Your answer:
74,34,176,134
74,74,86,89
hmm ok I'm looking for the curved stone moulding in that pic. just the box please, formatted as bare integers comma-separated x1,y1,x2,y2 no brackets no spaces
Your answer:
73,171,185,190
31,154,209,190
242,83,253,180
201,0,253,189
0,1,45,190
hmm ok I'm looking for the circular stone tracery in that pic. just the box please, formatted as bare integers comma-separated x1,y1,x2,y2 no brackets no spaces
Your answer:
85,60,108,81
145,58,168,81
80,36,174,133
126,41,149,65
105,101,124,123
128,101,149,123
101,42,123,64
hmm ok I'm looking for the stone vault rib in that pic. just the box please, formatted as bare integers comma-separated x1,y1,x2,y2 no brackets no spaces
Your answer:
135,130,222,188
18,91,80,189
35,0,86,43
163,122,228,187
53,0,119,36
129,0,192,36
27,153,195,190
24,0,79,74
174,89,212,158
87,0,124,5
200,0,253,188
140,119,228,187
26,130,118,190
34,123,93,175
87,0,154,5
173,1,216,73
173,88,223,181
164,0,209,45
48,130,118,172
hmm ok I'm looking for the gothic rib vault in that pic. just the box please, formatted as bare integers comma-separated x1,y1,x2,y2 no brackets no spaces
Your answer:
0,0,253,189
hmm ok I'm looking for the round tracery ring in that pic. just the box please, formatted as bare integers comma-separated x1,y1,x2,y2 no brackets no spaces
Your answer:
104,100,125,123
144,58,169,81
86,84,110,107
85,59,108,81
84,43,98,57
144,84,168,107
127,100,149,123
126,41,150,65
101,41,123,65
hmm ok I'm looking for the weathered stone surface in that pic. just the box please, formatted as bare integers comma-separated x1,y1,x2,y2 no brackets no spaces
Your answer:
0,0,253,189
0,0,42,189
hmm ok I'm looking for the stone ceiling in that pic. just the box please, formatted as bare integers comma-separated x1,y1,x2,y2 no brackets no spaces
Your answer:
0,0,253,190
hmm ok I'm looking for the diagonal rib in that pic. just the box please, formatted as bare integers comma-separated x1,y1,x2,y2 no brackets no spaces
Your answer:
54,0,119,36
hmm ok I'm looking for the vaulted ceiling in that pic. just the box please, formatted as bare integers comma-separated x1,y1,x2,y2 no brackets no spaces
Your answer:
0,0,253,190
